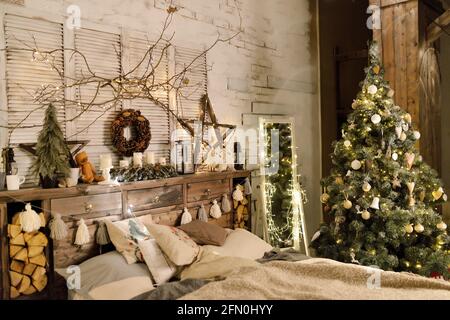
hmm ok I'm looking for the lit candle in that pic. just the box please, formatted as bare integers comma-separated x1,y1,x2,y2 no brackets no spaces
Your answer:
99,154,112,169
133,152,143,167
145,151,155,165
159,157,166,165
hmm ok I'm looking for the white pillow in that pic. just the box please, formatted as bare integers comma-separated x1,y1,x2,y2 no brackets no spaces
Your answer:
203,228,272,260
138,238,178,285
56,251,154,300
146,224,200,266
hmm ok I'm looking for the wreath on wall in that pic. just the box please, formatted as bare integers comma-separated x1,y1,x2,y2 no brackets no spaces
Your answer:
111,109,151,156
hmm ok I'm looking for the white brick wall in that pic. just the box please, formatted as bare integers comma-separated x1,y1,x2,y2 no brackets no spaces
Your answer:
7,0,321,239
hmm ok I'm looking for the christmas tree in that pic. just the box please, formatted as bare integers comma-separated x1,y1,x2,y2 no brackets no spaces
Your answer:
311,43,450,278
32,104,70,187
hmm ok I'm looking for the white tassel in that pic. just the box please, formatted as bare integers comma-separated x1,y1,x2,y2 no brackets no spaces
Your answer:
181,207,192,225
20,203,42,233
74,218,90,245
244,178,252,195
233,186,244,201
198,204,208,222
49,213,68,241
210,200,222,219
221,193,232,213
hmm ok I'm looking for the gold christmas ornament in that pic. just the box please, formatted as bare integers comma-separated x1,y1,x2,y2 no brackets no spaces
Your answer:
437,221,447,231
404,152,415,170
404,113,412,123
387,89,395,98
408,196,416,207
361,210,371,220
344,140,351,148
400,132,407,141
343,199,353,210
392,177,401,189
373,65,380,74
406,182,415,194
362,182,372,192
320,193,330,203
335,176,344,185
419,190,426,202
432,187,444,201
351,160,362,170
351,100,358,110
414,223,424,233
405,224,414,234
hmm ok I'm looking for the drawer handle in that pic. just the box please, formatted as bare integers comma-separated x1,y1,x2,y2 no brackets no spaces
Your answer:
152,195,160,204
204,189,211,195
85,203,93,213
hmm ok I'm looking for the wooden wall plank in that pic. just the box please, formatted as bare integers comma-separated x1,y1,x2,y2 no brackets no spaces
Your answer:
394,4,408,109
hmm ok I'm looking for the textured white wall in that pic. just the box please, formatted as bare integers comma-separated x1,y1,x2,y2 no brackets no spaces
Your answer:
6,0,321,239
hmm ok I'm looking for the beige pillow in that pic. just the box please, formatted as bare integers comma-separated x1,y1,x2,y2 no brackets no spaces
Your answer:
180,247,259,280
178,220,228,246
138,238,178,285
203,228,272,260
105,216,152,264
146,224,200,266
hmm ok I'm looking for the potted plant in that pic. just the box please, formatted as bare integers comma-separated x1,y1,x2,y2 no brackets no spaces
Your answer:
32,104,70,188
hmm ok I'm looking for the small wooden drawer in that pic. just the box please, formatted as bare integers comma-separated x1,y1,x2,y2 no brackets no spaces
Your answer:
51,193,122,218
187,179,230,202
127,185,183,212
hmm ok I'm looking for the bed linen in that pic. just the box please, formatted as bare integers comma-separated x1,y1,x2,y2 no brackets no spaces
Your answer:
179,257,450,300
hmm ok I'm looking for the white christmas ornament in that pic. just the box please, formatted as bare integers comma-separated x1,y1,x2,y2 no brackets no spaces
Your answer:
400,132,407,141
210,200,222,219
351,160,362,170
395,126,403,139
311,230,321,242
371,114,381,124
367,85,378,95
402,122,409,132
443,194,448,202
387,89,395,97
362,182,372,192
413,131,421,140
361,210,371,220
414,223,424,233
180,207,192,225
19,203,42,233
437,221,447,231
370,197,380,210
404,113,412,123
392,153,399,161
344,140,351,148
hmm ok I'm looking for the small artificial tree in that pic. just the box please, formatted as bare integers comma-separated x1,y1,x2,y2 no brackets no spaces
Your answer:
32,103,70,188
311,43,450,278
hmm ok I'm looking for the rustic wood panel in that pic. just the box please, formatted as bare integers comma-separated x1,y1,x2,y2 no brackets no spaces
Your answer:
51,193,122,217
187,179,230,202
127,185,183,212
1,204,8,300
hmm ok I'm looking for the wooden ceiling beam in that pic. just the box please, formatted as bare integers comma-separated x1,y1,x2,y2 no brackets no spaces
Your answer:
427,9,450,43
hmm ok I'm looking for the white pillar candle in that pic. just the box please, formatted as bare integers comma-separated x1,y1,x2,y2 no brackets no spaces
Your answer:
145,151,155,165
99,154,112,169
133,152,143,167
159,157,166,165
119,160,129,168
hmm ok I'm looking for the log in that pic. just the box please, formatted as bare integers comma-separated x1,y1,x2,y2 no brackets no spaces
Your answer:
28,246,44,258
10,233,25,246
39,212,46,227
10,260,25,273
9,245,24,258
31,266,46,282
29,253,46,267
12,213,20,226
7,224,21,239
22,263,37,276
26,232,48,247
32,274,48,292
9,271,23,287
14,248,28,262
10,286,20,299
22,285,37,295
18,275,31,293
23,232,37,243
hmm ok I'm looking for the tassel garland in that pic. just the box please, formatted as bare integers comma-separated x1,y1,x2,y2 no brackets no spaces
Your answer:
95,221,110,245
221,194,231,213
210,200,222,219
20,203,42,233
198,204,208,222
74,218,90,245
49,213,68,240
181,207,192,225
244,178,253,195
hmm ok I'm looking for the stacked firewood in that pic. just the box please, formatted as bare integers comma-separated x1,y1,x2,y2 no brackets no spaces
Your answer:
7,213,48,299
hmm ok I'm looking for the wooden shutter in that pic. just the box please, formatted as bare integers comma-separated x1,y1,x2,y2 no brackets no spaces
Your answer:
72,28,122,168
4,14,64,185
127,35,170,161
